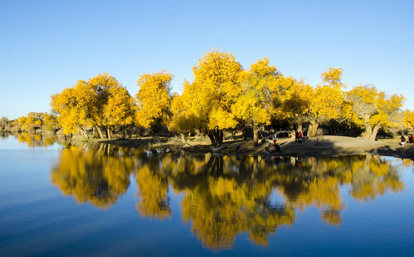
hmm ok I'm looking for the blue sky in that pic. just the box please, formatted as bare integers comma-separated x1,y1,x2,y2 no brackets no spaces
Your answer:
1,0,413,119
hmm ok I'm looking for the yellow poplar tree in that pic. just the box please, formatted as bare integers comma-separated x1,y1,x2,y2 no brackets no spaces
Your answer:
403,110,414,129
346,85,404,140
17,112,42,132
276,75,313,131
51,73,124,139
168,90,204,142
232,58,279,145
308,68,346,137
169,50,243,144
87,73,121,138
0,117,9,131
51,85,87,136
103,86,136,139
135,71,172,130
41,112,60,132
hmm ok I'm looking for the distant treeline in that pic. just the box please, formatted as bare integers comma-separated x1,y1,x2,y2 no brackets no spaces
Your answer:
2,50,414,144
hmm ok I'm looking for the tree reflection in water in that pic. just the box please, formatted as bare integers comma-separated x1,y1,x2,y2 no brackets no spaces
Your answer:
51,145,134,208
51,145,405,250
16,132,60,148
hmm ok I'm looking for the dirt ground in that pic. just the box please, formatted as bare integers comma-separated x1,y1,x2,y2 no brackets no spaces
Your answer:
222,135,414,159
99,135,414,159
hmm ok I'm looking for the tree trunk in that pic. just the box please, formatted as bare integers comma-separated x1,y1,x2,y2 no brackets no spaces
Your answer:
218,129,223,144
372,124,380,141
297,123,303,132
253,123,259,146
207,128,223,145
95,125,104,139
120,125,126,139
78,126,89,139
207,131,216,144
243,124,248,140
307,120,319,138
106,127,112,140
295,122,304,140
362,123,379,141
180,133,186,143
92,126,97,138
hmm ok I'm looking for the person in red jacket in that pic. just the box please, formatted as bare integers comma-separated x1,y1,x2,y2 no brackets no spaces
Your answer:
298,131,303,143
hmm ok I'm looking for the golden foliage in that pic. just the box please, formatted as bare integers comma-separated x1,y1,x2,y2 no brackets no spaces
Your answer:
168,82,205,133
41,112,60,131
276,75,313,121
169,50,243,138
135,71,172,128
310,68,346,121
17,112,42,131
103,86,135,126
321,67,346,88
232,58,278,127
43,55,413,142
346,85,404,140
51,74,134,137
16,112,59,132
403,110,414,129
208,107,238,129
310,85,344,120
192,50,243,110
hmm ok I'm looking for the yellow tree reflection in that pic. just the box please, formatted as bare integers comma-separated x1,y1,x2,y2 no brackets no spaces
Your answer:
51,146,132,208
273,155,403,225
16,133,57,147
181,176,295,249
51,145,406,251
136,165,171,220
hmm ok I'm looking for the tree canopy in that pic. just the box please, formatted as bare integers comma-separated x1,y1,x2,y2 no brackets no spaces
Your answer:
135,71,173,129
3,49,406,142
346,85,404,140
169,50,244,144
51,73,135,139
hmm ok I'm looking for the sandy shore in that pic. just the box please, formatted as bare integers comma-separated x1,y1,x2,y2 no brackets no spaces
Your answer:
99,135,414,159
222,135,414,159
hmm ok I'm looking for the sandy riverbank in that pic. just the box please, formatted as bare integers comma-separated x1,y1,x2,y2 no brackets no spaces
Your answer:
98,135,414,159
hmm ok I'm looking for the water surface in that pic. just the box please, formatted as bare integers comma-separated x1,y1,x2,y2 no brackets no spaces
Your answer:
1,134,414,256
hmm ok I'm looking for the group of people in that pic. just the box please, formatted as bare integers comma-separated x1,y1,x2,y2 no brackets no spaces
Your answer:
264,134,281,157
267,130,304,156
400,134,414,146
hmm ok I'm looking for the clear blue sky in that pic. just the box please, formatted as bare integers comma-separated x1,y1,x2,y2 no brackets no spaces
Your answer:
1,0,413,119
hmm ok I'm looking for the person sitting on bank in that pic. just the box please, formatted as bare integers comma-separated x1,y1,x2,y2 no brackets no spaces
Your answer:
298,131,303,143
274,142,281,152
400,135,406,146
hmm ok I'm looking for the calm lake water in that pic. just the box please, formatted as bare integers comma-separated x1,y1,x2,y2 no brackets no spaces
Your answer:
1,133,414,257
